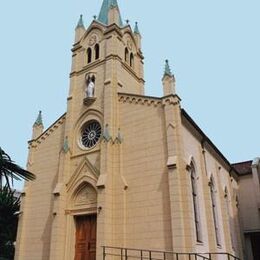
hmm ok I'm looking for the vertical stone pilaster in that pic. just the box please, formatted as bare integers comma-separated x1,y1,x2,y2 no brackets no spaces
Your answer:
163,95,193,252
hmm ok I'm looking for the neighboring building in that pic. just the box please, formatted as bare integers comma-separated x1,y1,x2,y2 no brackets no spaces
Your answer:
233,159,260,260
15,1,244,260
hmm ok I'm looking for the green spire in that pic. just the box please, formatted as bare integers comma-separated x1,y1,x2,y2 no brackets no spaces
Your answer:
97,0,123,26
34,111,43,127
134,22,140,34
164,59,173,77
76,14,85,29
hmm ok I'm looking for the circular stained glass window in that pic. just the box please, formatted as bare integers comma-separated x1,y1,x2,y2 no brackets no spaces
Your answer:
81,120,102,148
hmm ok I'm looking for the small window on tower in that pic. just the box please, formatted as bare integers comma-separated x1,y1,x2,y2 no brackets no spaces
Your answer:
125,48,129,63
95,44,100,60
130,53,134,68
87,48,92,63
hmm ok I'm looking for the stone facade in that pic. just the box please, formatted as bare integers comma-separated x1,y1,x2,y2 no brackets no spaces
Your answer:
15,1,244,259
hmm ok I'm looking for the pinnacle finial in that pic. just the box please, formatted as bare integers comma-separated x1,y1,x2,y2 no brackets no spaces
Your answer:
134,22,140,35
76,14,85,29
164,59,173,77
34,111,43,127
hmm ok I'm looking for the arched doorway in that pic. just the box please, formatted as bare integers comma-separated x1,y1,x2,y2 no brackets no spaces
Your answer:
66,182,98,260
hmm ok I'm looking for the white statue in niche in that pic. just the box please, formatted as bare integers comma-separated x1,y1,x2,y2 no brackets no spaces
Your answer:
85,75,95,98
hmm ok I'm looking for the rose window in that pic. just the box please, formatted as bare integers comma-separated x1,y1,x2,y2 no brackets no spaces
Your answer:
81,120,101,148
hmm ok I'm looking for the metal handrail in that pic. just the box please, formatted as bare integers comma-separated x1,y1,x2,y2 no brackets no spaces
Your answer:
102,246,240,260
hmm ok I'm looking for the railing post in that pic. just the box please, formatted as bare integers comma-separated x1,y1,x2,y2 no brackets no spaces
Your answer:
149,250,152,260
125,249,128,260
195,254,197,260
121,248,123,260
103,246,106,260
227,254,230,260
163,252,166,260
176,253,179,260
188,253,191,260
141,250,143,260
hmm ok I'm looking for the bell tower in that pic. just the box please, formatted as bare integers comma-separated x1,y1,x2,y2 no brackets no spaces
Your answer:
67,0,145,143
61,0,145,255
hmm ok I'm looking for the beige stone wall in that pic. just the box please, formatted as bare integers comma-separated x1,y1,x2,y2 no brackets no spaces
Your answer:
119,99,172,250
15,119,65,260
182,123,242,257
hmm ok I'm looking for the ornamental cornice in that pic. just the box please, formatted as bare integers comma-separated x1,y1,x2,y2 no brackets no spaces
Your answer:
118,93,181,108
118,93,162,107
162,95,181,106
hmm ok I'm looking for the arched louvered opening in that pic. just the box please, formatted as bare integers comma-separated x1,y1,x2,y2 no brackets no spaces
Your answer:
87,48,92,64
95,44,100,60
130,53,134,68
125,48,129,63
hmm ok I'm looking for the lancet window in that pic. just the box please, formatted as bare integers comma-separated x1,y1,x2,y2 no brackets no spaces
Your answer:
125,48,129,63
130,53,134,67
190,162,203,242
95,44,100,60
210,176,221,246
87,48,92,63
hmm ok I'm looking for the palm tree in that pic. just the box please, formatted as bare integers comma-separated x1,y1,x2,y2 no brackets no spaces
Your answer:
0,147,35,189
0,186,20,259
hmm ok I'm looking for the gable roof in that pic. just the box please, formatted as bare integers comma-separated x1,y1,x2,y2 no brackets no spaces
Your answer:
232,160,252,176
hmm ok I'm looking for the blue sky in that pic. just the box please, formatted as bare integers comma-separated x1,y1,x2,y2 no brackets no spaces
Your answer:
0,0,259,190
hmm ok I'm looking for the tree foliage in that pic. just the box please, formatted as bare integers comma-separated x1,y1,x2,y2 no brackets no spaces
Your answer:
0,186,20,259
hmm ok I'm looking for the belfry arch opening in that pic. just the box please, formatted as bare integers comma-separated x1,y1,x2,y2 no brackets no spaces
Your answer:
87,48,92,63
95,44,100,60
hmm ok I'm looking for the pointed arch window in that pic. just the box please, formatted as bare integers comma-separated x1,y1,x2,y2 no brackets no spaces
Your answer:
95,44,100,60
190,162,203,242
87,48,92,64
125,48,129,63
210,176,221,246
130,53,134,68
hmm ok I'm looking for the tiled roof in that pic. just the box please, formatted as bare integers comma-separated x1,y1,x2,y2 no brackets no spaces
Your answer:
232,160,252,176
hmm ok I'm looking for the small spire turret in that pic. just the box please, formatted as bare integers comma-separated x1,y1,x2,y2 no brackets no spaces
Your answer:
134,22,142,50
134,22,140,35
32,111,44,140
164,59,173,77
75,14,86,43
33,111,43,127
76,14,85,29
162,60,176,96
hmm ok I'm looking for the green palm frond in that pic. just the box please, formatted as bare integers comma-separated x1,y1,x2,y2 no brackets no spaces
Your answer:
0,147,35,189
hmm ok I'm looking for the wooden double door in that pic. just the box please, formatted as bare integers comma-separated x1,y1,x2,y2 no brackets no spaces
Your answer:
74,214,97,260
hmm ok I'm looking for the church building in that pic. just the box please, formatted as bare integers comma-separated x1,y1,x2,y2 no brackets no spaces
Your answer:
15,1,244,259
